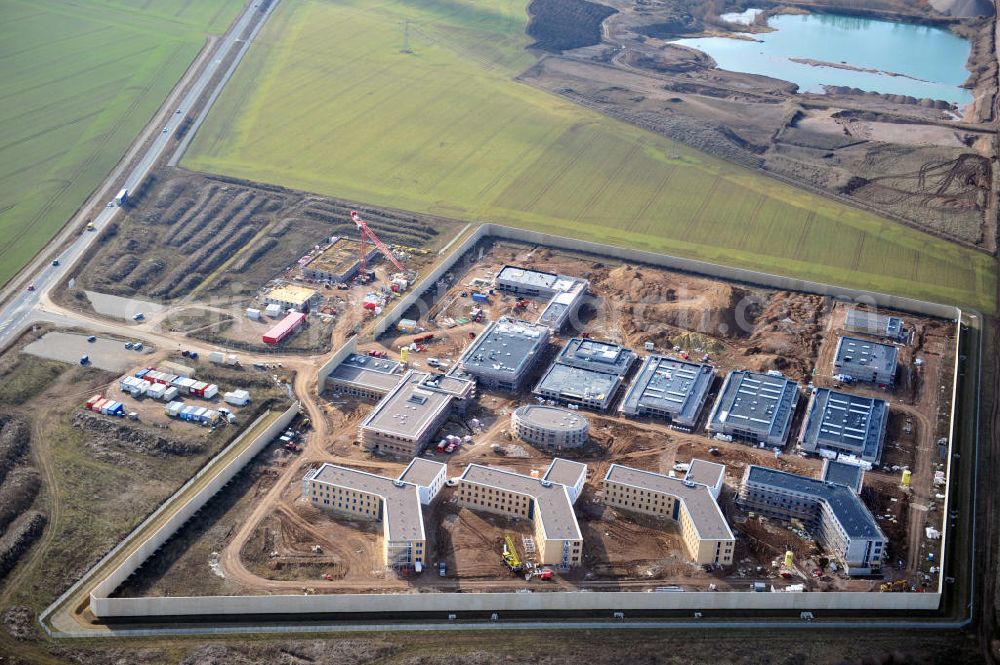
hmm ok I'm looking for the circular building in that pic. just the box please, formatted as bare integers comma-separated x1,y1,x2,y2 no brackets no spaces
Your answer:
511,404,589,449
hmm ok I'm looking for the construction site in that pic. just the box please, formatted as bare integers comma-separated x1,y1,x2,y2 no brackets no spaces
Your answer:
55,170,462,354
97,235,958,602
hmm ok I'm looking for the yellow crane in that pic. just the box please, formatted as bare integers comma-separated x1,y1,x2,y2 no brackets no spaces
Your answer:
502,534,523,573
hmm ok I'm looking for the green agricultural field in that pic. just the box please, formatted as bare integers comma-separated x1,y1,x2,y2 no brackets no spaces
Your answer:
0,0,241,287
184,0,996,312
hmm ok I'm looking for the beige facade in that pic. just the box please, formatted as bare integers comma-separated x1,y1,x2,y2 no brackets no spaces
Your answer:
302,460,446,569
511,404,588,449
602,463,735,566
456,462,584,568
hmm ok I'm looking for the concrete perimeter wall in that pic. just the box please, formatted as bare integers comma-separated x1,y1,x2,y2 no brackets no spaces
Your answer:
81,225,965,622
374,227,490,337
483,225,960,320
91,587,940,617
316,337,358,387
88,404,299,604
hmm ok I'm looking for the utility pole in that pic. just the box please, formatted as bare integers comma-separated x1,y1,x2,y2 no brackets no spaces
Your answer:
401,19,412,54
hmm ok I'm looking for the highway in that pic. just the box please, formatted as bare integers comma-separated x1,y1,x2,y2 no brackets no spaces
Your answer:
0,0,279,351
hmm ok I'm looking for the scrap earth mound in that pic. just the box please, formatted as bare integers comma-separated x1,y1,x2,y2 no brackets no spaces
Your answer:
72,412,206,458
742,292,827,381
601,265,762,341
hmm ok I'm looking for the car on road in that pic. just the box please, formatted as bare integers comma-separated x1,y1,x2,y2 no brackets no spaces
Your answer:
132,313,144,321
125,342,133,350
87,336,97,343
162,128,168,133
26,284,35,291
51,259,59,266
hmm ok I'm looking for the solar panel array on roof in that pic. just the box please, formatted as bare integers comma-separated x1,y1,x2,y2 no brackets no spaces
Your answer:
620,355,714,427
800,388,888,464
707,370,800,446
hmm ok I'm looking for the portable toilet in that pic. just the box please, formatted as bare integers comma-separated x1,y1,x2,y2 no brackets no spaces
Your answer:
901,469,912,488
400,346,410,363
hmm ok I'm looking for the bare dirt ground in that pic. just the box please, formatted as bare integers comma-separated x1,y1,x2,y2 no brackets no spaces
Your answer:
133,240,956,600
53,168,465,353
520,0,998,249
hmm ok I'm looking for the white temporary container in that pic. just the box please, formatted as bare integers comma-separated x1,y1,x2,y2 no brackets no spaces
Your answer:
265,303,282,317
204,384,219,399
163,386,179,402
166,401,184,416
246,308,261,320
223,389,250,406
226,354,239,365
147,383,166,400
208,351,225,364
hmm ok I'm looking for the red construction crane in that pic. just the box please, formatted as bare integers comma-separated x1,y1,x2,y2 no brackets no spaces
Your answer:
351,209,405,276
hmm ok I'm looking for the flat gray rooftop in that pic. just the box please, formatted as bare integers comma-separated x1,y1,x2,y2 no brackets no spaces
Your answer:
418,372,475,399
497,265,559,291
543,458,588,491
514,404,588,431
746,465,884,541
801,388,888,463
821,459,865,494
329,354,403,392
459,319,548,378
845,308,906,337
556,338,637,375
311,463,425,542
834,336,899,378
534,363,621,407
460,464,582,541
621,356,714,420
398,458,447,488
710,371,799,439
359,371,452,440
604,463,734,541
685,458,725,490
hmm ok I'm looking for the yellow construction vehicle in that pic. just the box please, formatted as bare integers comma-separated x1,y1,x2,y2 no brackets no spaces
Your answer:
502,534,523,573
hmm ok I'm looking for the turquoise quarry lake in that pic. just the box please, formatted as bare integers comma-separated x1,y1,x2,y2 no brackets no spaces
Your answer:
674,12,973,106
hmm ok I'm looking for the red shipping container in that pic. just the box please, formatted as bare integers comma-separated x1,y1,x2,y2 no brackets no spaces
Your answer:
263,312,306,345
